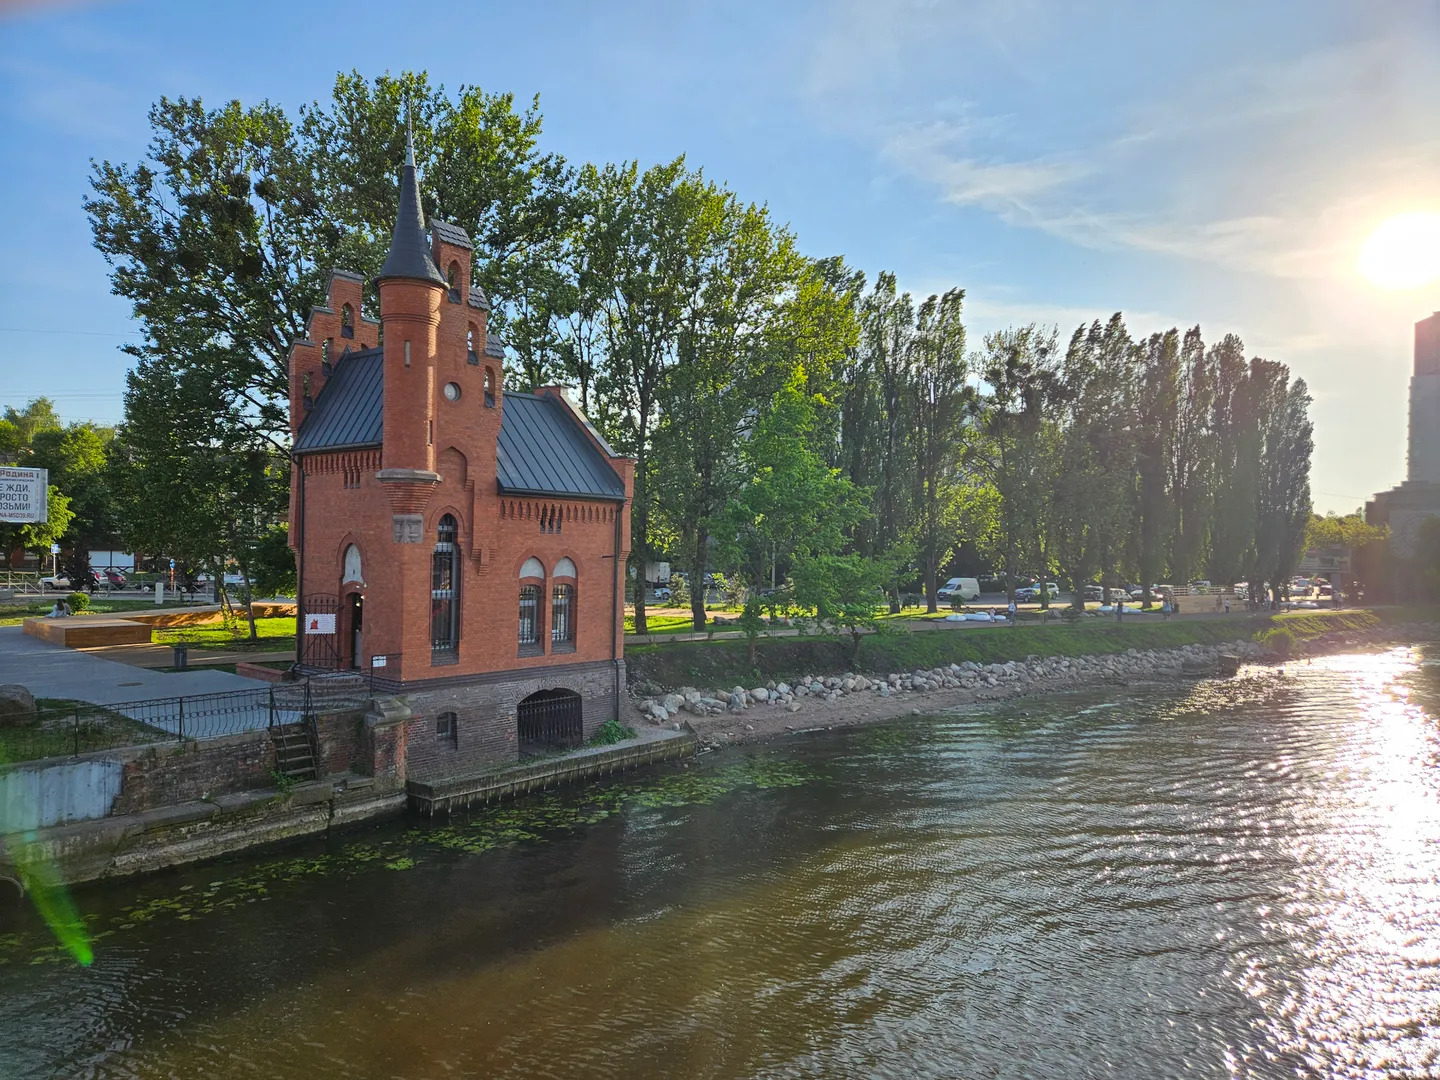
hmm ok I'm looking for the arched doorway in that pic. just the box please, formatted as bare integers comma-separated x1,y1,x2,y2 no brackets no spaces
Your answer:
346,592,363,669
517,689,583,756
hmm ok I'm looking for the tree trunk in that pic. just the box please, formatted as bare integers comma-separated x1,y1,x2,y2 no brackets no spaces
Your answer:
924,538,938,614
690,526,707,631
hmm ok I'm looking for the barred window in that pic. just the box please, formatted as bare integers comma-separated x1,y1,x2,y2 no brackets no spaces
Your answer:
519,584,540,646
436,711,457,745
431,515,459,661
551,583,574,645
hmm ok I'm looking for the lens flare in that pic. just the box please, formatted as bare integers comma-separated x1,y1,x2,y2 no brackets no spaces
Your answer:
1358,213,1440,290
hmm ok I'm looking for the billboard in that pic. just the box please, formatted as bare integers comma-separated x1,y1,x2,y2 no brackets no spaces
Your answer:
0,467,47,524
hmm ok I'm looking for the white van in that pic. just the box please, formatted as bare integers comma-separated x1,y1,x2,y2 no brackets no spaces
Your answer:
937,577,981,602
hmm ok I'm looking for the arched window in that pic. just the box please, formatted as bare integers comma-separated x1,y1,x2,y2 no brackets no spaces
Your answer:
484,366,496,408
321,338,332,364
519,585,540,647
467,325,479,365
431,515,459,662
436,711,457,746
551,583,574,647
447,262,461,304
342,544,362,583
341,304,354,339
554,557,576,578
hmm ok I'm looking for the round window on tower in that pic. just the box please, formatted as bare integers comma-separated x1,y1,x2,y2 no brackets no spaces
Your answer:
443,382,461,402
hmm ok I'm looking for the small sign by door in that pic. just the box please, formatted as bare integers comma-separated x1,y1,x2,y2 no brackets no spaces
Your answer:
371,655,387,668
305,613,336,634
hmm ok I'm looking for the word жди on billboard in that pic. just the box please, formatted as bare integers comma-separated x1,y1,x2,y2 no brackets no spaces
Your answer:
0,467,48,524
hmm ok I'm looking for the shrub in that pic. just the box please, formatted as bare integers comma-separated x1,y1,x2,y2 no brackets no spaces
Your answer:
1258,626,1295,658
588,718,636,746
67,592,90,612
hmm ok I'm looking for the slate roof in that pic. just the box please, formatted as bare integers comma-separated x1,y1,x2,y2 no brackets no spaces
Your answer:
468,286,490,311
430,219,471,248
293,348,383,453
377,131,447,287
294,358,625,501
485,332,506,359
497,393,626,501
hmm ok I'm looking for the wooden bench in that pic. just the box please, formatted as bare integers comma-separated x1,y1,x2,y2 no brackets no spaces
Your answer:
22,617,153,648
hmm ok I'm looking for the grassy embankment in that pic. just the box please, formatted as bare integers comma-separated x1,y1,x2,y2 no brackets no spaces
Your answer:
626,610,1395,688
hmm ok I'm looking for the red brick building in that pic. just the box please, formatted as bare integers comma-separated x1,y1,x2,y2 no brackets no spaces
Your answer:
287,133,633,776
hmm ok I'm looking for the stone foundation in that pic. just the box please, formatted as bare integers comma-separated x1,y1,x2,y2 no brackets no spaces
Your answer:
396,658,625,781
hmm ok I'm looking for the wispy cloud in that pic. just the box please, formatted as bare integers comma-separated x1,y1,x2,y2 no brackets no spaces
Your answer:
806,2,1440,282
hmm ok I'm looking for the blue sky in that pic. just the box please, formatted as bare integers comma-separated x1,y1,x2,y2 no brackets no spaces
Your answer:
1,0,1437,513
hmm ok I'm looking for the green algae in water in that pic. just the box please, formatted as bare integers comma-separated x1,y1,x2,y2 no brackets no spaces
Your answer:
0,754,815,966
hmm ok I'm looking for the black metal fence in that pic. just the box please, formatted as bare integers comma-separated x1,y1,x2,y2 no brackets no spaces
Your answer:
517,691,584,756
2,666,389,765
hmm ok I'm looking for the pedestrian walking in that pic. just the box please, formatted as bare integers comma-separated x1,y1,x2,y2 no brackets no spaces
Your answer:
1007,599,1017,625
1224,597,1231,615
1162,598,1172,621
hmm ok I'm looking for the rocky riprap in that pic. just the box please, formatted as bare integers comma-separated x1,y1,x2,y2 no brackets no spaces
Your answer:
632,639,1274,728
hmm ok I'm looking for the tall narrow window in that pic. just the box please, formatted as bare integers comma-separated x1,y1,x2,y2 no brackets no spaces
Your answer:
484,367,496,408
431,515,459,662
519,585,540,647
341,304,354,339
467,325,479,365
447,262,461,304
551,583,574,646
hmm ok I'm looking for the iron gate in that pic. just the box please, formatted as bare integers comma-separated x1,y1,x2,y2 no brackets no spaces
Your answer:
300,593,340,670
517,690,584,755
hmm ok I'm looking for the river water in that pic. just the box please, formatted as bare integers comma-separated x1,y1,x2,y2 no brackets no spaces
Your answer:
3,648,1440,1079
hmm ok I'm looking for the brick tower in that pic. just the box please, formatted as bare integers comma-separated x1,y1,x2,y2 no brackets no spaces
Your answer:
287,127,635,780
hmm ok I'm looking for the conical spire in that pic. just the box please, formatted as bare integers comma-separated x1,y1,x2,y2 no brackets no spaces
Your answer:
377,113,446,287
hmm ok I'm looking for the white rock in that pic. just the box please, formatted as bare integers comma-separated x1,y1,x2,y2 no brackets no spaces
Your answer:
750,687,769,703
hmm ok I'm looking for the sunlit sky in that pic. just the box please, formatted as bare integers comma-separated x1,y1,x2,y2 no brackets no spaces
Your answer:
2,0,1438,513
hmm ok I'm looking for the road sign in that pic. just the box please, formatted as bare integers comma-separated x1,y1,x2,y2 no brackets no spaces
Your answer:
0,467,47,524
50,543,60,554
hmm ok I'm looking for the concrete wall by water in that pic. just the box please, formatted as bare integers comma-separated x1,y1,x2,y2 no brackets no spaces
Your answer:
0,758,123,829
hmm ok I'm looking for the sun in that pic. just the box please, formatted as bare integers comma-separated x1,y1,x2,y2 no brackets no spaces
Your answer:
1358,213,1440,290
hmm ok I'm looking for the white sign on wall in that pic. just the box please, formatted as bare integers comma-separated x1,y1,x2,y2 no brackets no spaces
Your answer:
0,467,47,524
304,613,336,635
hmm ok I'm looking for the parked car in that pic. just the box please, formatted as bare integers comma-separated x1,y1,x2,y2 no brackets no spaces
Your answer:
653,586,672,602
1083,584,1106,601
1015,583,1059,603
39,574,70,590
103,569,127,588
937,577,981,602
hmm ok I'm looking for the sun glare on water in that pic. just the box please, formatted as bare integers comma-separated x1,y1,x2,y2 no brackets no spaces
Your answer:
1358,213,1440,290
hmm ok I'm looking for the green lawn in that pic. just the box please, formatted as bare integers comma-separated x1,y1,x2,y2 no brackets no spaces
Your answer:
0,597,209,628
625,613,713,635
155,616,295,652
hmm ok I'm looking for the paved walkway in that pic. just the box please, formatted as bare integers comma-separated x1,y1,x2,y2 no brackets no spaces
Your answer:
78,642,293,670
0,626,271,704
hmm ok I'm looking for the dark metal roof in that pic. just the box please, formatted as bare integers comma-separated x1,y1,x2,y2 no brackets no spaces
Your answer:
430,219,471,249
497,393,626,500
377,132,446,287
294,348,383,454
485,332,505,359
468,286,490,311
